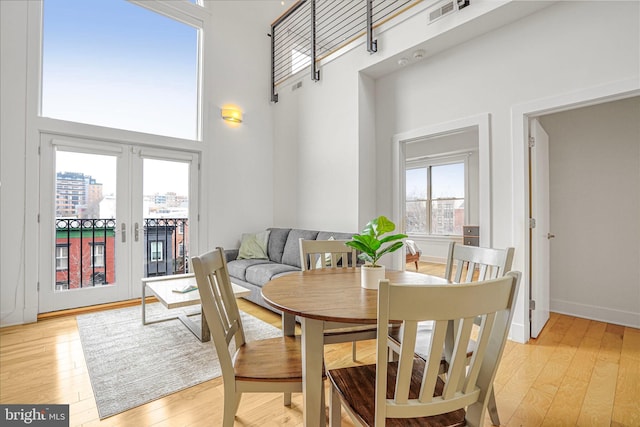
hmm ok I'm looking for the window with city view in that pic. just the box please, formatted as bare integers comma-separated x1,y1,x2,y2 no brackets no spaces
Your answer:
41,0,199,140
406,160,465,236
40,0,198,307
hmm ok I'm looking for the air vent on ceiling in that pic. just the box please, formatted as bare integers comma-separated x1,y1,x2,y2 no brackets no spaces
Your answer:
428,0,469,24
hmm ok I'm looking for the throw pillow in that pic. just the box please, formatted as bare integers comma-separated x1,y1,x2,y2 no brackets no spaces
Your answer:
237,230,270,260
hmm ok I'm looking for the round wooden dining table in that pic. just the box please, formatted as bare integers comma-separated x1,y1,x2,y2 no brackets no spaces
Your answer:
261,267,450,427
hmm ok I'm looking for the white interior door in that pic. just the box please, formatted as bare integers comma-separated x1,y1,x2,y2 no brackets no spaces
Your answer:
530,118,551,338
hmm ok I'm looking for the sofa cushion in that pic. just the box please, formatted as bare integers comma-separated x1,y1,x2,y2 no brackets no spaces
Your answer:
316,231,355,241
266,228,291,263
237,230,270,260
281,229,320,268
245,263,300,287
227,259,272,281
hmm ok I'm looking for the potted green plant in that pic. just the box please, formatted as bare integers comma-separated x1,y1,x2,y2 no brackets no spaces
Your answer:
346,215,407,289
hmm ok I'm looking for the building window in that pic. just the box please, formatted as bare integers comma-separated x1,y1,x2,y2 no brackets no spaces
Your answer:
405,157,466,236
91,243,105,267
150,241,164,262
56,245,68,270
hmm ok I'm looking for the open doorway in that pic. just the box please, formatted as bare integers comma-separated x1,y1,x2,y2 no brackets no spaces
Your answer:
534,97,640,332
513,80,640,343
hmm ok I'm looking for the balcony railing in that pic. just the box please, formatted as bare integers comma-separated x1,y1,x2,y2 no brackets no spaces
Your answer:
55,217,189,290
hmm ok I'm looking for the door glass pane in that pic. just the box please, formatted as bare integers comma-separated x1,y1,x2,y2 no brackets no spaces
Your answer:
143,159,189,277
55,151,117,290
42,0,199,140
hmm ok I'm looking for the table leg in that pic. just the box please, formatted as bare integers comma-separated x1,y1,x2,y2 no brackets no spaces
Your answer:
142,282,147,325
282,312,296,337
301,318,326,427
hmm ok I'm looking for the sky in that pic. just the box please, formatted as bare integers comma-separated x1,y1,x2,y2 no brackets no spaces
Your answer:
56,151,189,197
406,163,464,199
45,0,195,199
42,0,198,140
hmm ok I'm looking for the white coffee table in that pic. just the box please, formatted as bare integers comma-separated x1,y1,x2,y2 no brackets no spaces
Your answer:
142,273,250,342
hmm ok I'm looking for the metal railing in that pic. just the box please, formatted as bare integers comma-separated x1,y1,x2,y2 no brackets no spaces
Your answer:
55,218,117,289
55,217,189,290
143,218,189,278
271,0,420,102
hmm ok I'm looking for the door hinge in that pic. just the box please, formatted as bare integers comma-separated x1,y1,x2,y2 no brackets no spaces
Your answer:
529,300,536,310
528,136,535,148
37,213,40,223
37,282,40,291
38,146,41,155
529,218,536,229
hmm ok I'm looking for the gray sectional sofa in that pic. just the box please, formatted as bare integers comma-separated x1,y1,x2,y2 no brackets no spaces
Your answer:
223,227,356,313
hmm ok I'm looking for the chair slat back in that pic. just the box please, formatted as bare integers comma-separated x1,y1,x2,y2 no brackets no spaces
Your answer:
375,272,521,425
444,242,515,283
192,248,246,374
299,238,356,271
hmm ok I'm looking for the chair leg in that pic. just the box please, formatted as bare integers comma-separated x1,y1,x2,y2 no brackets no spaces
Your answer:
414,260,419,271
487,387,500,426
329,384,342,427
352,341,357,361
223,392,242,427
284,391,292,406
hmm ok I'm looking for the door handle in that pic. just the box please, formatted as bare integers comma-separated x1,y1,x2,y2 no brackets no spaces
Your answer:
547,233,555,239
121,223,127,243
135,222,140,242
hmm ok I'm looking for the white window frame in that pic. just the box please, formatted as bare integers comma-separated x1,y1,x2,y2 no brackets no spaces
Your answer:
56,245,69,270
150,241,164,262
91,243,105,267
405,154,469,237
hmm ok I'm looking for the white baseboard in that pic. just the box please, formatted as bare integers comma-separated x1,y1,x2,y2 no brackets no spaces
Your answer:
420,255,447,264
508,321,527,344
550,299,640,328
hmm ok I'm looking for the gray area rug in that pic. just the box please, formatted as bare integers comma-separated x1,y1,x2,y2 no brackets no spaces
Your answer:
77,303,282,419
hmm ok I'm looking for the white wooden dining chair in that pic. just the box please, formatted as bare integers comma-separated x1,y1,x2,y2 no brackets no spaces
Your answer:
192,247,310,427
388,242,515,425
328,272,521,427
299,238,378,361
444,242,515,283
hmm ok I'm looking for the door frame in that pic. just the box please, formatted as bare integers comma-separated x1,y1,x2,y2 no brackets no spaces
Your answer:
511,78,639,343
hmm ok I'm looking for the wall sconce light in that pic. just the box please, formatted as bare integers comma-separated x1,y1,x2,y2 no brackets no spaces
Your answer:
221,107,243,123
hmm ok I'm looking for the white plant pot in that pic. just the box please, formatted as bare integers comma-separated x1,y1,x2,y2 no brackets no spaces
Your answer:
361,265,385,290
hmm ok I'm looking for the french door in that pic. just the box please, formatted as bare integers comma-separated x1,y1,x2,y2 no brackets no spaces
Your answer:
38,133,199,312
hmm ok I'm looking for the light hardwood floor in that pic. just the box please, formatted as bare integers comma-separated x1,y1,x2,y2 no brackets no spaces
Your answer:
1,263,638,426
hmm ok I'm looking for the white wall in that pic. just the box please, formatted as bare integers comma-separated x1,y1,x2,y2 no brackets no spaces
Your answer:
0,0,283,326
206,1,282,247
540,97,640,327
375,1,639,340
272,0,640,340
1,1,31,326
272,52,364,233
